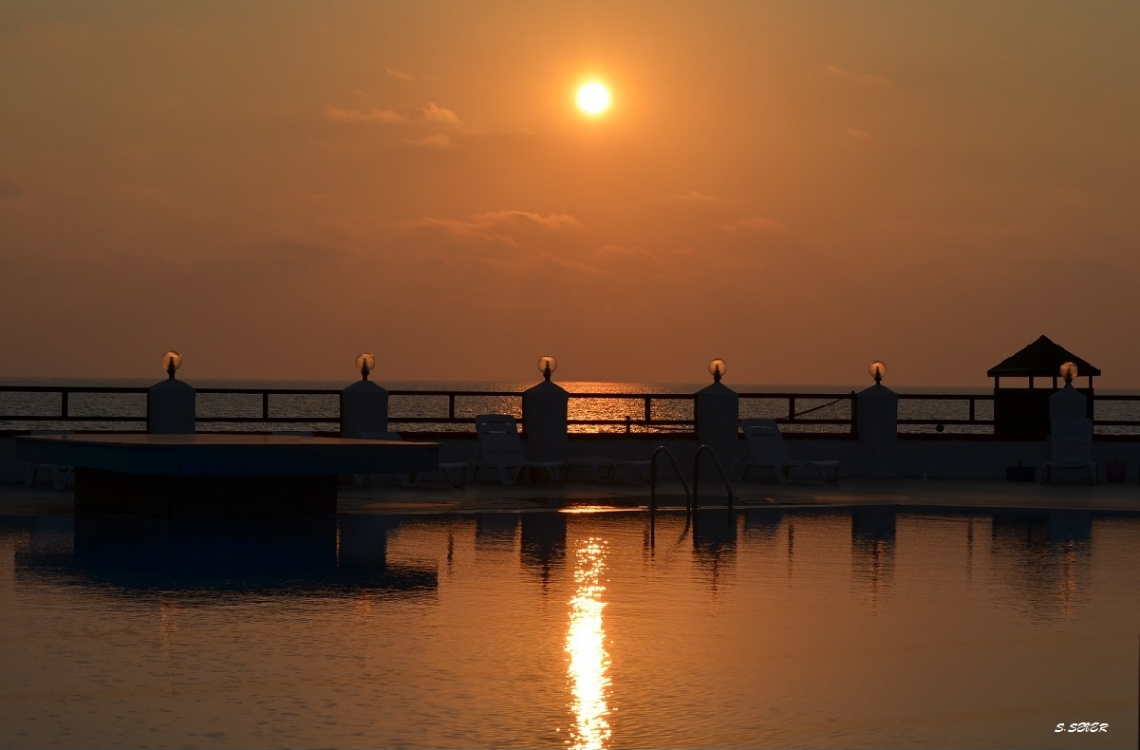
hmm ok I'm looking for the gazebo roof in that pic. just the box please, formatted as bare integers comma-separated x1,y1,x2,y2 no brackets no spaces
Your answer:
986,335,1101,378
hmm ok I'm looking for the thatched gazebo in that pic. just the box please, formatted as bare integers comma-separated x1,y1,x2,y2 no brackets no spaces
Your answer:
987,335,1099,436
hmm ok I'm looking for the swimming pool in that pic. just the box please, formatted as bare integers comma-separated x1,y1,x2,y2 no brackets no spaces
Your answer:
1,506,1137,749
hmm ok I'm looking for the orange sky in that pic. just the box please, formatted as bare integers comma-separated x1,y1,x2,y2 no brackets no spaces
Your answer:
2,2,1137,386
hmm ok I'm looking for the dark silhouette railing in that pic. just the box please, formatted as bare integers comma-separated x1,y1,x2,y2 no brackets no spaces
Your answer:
2,384,1139,435
0,385,859,433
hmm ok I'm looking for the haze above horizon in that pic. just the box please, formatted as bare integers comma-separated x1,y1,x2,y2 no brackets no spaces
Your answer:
1,2,1137,387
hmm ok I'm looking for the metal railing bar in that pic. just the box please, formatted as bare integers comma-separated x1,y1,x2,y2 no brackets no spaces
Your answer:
787,396,848,418
894,394,996,401
692,444,734,513
5,385,1140,434
897,418,995,425
0,415,146,422
649,445,691,515
0,386,149,394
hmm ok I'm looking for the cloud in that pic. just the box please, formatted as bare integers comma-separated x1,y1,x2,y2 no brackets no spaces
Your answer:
404,134,454,148
0,181,35,210
421,102,461,125
534,252,610,277
247,239,330,266
598,244,657,260
386,67,433,82
324,105,406,123
817,64,894,88
0,182,26,202
292,192,334,206
662,191,719,203
410,210,584,244
846,127,871,139
417,102,483,135
721,216,788,233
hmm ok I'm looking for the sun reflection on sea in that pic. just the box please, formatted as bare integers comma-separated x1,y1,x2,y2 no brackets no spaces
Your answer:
565,538,612,750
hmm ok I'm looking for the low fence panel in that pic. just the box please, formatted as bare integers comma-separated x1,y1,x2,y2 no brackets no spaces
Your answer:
2,385,1139,437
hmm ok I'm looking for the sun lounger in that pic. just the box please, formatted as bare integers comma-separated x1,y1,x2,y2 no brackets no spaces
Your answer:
23,430,74,491
565,456,618,483
615,459,652,482
736,419,839,484
472,414,565,485
352,431,420,488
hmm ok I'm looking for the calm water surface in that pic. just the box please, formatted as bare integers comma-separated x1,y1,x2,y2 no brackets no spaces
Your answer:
1,508,1137,749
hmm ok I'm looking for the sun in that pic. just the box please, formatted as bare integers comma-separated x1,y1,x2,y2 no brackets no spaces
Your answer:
576,82,611,115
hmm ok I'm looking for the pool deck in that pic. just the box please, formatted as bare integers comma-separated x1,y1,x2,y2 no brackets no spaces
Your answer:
2,473,1137,516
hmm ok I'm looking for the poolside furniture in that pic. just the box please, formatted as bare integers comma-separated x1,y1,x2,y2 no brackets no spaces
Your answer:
1040,417,1096,483
23,430,75,491
615,459,653,482
439,462,469,488
472,414,565,485
564,456,619,484
736,419,840,484
14,433,439,516
353,431,419,488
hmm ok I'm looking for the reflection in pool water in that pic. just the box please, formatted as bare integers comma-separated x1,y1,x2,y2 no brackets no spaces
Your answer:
566,538,611,750
1,507,1138,749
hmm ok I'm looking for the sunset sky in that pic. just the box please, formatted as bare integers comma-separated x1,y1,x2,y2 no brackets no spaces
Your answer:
2,2,1137,386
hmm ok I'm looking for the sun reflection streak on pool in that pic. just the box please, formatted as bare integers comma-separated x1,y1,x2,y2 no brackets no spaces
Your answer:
565,538,611,750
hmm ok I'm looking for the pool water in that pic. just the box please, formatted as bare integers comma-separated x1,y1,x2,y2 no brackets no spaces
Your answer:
1,507,1137,749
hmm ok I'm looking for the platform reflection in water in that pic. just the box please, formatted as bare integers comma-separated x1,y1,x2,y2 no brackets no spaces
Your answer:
1,507,1138,749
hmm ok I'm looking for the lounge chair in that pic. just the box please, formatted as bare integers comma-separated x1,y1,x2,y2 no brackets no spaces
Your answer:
24,430,74,491
565,456,618,483
1041,417,1096,483
472,414,565,485
350,431,421,488
615,459,653,482
736,419,839,484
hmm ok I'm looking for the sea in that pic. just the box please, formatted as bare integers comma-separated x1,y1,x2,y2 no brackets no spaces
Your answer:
3,378,1140,435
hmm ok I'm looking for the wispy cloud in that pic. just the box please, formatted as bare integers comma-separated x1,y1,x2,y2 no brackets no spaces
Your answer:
421,102,461,125
721,216,788,233
846,127,871,139
817,64,894,88
404,134,454,149
324,104,406,123
535,252,610,277
0,181,35,210
0,182,26,202
598,244,657,260
410,210,584,244
663,191,719,203
386,67,433,82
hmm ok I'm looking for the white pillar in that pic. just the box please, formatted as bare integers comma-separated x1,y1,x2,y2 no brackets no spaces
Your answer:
147,378,196,434
523,380,569,461
1049,383,1087,425
340,380,388,437
857,384,898,477
695,381,739,467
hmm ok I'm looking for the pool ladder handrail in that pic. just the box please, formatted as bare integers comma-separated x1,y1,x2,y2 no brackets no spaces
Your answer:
648,444,735,515
692,444,734,513
649,445,691,515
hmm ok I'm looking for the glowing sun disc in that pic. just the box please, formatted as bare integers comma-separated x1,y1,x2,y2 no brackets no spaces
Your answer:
577,82,611,115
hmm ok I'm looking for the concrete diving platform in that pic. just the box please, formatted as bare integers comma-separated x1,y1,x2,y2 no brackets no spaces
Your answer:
15,433,439,517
